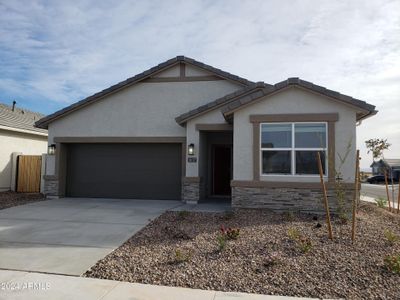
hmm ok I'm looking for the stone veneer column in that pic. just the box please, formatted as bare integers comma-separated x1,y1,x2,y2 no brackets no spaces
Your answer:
43,175,59,198
182,177,202,204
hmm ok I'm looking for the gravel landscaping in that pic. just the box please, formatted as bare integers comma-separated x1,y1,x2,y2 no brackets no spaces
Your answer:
85,202,400,299
0,191,45,210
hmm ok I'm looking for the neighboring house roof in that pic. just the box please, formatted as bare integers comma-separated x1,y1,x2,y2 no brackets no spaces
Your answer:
370,159,400,169
177,77,377,125
35,56,254,129
385,159,400,167
0,103,48,136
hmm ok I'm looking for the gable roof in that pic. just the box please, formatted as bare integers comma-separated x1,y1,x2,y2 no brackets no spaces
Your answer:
35,56,254,129
177,77,377,125
175,82,271,125
0,103,47,135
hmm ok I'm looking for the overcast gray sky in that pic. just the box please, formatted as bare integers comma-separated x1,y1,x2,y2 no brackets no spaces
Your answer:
0,0,399,169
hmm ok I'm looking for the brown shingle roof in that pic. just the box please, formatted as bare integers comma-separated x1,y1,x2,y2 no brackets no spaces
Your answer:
175,82,272,125
35,56,254,129
220,78,377,121
0,103,47,135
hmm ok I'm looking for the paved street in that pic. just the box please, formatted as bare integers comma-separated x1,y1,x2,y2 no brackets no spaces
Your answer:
361,183,399,200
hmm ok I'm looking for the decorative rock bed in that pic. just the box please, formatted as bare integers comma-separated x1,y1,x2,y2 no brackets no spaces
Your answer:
85,203,400,299
0,191,45,210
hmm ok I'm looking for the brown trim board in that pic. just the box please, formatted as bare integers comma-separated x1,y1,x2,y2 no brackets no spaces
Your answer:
195,124,233,131
250,113,339,123
54,136,186,143
250,114,337,182
182,176,201,183
144,76,224,83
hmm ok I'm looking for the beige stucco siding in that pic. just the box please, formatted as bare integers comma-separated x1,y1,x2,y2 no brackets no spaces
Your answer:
0,129,47,191
233,87,358,183
48,80,241,143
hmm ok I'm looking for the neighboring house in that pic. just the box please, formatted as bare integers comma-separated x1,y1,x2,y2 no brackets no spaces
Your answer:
36,56,377,212
370,159,400,180
0,102,48,192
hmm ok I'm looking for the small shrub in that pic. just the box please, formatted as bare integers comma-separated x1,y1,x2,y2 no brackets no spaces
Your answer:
220,225,240,240
288,227,313,253
375,197,388,208
283,211,295,221
298,236,313,253
217,234,227,251
287,227,300,240
173,248,192,263
384,229,399,245
263,252,283,268
384,254,400,274
177,210,189,220
223,211,235,220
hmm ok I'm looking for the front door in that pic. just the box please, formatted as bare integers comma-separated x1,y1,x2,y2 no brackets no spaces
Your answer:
212,145,232,196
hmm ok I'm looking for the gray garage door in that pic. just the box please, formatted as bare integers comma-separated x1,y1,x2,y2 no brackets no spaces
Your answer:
66,143,182,199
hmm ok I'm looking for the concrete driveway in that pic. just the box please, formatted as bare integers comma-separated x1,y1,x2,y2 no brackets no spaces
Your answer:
0,198,182,275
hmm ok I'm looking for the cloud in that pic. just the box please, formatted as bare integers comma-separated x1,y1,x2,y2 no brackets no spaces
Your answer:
0,0,399,167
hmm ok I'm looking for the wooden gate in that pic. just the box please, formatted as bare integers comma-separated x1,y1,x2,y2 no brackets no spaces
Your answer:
17,155,42,193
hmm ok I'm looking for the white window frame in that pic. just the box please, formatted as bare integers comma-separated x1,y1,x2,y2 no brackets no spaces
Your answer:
260,122,328,177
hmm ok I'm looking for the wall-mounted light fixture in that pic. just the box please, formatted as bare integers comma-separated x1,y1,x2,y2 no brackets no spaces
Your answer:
48,144,56,155
188,143,195,156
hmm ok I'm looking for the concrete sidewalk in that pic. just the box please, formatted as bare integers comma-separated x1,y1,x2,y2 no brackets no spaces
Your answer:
0,270,312,300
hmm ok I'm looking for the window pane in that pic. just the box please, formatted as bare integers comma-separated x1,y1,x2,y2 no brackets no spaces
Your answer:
262,151,291,174
295,123,326,148
295,151,326,175
261,124,292,148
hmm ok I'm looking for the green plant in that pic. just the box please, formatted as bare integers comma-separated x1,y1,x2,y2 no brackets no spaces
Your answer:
287,227,300,240
375,197,388,208
220,225,240,240
177,210,189,220
384,229,399,245
334,139,352,221
283,211,295,221
297,236,313,253
384,254,400,274
217,234,227,251
365,138,391,162
174,248,192,263
288,228,313,253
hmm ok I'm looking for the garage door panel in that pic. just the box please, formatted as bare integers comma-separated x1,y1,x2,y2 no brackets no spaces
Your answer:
66,143,182,199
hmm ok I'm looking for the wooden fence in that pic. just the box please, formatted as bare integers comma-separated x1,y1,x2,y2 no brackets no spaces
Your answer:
17,155,42,193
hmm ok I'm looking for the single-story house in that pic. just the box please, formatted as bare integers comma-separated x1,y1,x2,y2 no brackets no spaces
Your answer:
371,159,400,180
0,102,48,191
36,56,377,212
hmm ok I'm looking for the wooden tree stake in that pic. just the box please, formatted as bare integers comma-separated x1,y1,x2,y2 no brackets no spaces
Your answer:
317,152,333,240
351,150,360,242
384,171,391,212
397,180,400,214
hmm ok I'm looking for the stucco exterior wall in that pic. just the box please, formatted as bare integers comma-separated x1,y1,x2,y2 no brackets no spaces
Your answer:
233,87,358,183
48,81,240,143
46,80,242,177
0,129,47,191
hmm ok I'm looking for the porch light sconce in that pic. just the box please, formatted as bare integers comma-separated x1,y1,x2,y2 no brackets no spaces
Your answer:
188,143,195,156
48,144,56,155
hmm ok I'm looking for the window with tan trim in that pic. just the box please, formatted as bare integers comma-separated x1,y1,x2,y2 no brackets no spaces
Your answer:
260,122,327,176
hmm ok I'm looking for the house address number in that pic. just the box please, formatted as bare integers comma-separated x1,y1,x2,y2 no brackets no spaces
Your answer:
188,157,197,163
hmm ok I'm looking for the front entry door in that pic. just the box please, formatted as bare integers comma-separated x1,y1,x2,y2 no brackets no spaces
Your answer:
212,145,232,196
